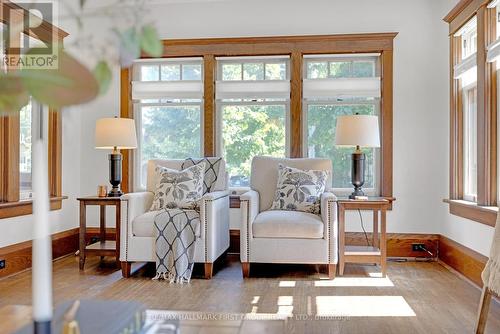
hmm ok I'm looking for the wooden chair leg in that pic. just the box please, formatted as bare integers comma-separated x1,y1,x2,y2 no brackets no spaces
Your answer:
121,261,132,278
204,262,213,279
241,262,250,278
475,286,492,334
327,264,336,279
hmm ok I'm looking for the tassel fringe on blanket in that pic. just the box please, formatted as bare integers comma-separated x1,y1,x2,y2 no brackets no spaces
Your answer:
152,272,192,284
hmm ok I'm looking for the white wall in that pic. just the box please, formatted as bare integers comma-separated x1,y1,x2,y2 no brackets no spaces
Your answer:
2,0,494,257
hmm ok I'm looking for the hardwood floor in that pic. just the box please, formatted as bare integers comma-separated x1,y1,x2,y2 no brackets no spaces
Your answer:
0,255,499,334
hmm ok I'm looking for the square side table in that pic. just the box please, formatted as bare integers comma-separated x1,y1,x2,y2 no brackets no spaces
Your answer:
337,197,395,277
76,196,121,270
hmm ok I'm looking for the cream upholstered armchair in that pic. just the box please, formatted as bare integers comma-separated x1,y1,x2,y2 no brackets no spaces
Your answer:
239,156,338,278
119,159,230,279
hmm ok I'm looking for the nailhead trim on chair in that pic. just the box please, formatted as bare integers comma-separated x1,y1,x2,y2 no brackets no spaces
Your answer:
122,199,129,260
204,199,209,263
328,200,335,264
326,200,330,264
240,199,251,261
201,194,229,263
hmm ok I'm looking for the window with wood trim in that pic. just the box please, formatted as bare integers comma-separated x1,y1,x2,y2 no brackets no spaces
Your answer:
120,34,396,201
131,58,204,190
215,56,290,187
0,3,67,219
302,53,381,193
445,0,498,226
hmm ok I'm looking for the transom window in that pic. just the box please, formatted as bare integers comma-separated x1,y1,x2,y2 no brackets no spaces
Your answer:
219,57,287,81
306,58,376,79
303,54,381,193
140,61,202,81
216,56,290,187
131,58,204,190
458,16,477,59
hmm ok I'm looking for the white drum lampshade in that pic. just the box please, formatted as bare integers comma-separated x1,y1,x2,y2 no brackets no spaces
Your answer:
94,117,137,197
95,117,138,150
335,114,380,148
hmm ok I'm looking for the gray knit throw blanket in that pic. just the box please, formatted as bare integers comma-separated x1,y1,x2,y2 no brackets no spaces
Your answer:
152,208,200,283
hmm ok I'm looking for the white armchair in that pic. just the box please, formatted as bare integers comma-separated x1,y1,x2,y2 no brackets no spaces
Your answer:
240,156,338,278
120,159,230,279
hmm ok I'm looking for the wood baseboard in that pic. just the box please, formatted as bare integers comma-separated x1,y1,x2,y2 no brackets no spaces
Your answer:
0,227,117,278
0,228,79,278
346,232,439,258
228,230,439,258
438,235,488,287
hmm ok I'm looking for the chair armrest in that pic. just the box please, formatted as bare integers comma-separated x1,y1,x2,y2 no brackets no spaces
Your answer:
201,190,230,201
200,190,230,262
321,191,338,264
120,191,154,262
121,192,154,222
240,190,260,262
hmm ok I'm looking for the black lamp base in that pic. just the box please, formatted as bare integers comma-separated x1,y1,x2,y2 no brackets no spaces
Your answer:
350,149,366,199
108,187,123,197
108,153,123,197
34,320,51,334
348,187,365,199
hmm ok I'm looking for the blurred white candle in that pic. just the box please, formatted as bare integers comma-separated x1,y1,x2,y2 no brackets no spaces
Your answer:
32,104,53,323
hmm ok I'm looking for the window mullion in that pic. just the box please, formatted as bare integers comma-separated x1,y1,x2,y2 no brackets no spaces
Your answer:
203,55,216,157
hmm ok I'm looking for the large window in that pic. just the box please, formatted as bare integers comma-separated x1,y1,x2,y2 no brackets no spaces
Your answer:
132,58,204,190
216,56,290,187
303,54,381,192
121,34,395,199
445,2,499,226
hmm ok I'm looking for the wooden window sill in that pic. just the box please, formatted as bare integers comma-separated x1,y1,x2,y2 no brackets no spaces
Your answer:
0,196,68,219
443,199,497,227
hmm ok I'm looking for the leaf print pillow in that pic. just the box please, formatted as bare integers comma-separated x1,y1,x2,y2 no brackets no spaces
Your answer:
150,162,205,211
271,164,328,215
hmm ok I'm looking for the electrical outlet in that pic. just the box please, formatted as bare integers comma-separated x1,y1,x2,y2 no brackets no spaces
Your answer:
412,243,425,252
0,259,5,270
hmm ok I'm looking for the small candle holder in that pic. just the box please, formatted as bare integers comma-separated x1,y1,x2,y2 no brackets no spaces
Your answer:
98,185,108,197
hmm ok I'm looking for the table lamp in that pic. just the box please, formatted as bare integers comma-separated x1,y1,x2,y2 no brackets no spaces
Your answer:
95,117,137,197
335,114,380,199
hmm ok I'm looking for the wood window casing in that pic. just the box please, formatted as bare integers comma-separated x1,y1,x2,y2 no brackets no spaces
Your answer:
120,33,397,201
445,1,498,226
0,1,68,218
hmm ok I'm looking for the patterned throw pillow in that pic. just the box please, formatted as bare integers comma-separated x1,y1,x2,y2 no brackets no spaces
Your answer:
271,164,328,214
150,163,205,211
181,157,222,195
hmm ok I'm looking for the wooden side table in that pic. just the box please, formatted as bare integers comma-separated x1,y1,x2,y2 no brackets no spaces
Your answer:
77,196,121,270
337,197,394,277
